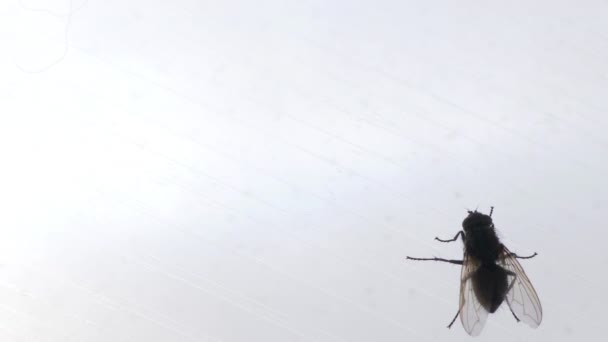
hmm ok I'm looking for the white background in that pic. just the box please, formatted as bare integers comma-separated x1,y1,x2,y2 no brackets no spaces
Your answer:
1,0,607,341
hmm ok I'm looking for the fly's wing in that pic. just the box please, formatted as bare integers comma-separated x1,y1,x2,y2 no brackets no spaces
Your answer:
459,253,488,336
499,246,543,327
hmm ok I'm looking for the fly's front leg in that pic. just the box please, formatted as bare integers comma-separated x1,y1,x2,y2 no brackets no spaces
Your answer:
435,230,464,243
406,256,463,265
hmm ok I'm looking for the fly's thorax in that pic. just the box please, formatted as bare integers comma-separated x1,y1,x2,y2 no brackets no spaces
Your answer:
463,225,502,263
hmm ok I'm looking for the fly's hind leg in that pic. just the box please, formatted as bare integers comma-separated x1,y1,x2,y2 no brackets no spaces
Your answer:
504,269,521,322
447,308,460,328
509,306,520,322
448,270,475,328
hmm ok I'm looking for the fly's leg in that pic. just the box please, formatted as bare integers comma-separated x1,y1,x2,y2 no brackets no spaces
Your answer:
447,308,460,328
448,270,476,328
405,256,463,265
504,269,521,322
406,255,464,326
509,306,520,322
435,231,464,243
489,206,494,217
510,252,538,259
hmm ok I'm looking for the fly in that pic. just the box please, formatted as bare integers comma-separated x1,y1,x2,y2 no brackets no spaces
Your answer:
406,207,542,336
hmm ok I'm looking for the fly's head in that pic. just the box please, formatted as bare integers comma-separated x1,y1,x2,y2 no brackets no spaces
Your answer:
462,210,493,233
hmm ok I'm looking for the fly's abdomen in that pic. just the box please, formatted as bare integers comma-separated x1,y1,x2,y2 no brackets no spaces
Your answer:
472,264,509,313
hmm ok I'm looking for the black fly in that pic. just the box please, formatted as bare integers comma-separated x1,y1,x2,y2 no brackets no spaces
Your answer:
406,207,542,336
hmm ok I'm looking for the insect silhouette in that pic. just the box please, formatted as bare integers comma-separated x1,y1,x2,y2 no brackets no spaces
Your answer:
406,207,542,336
